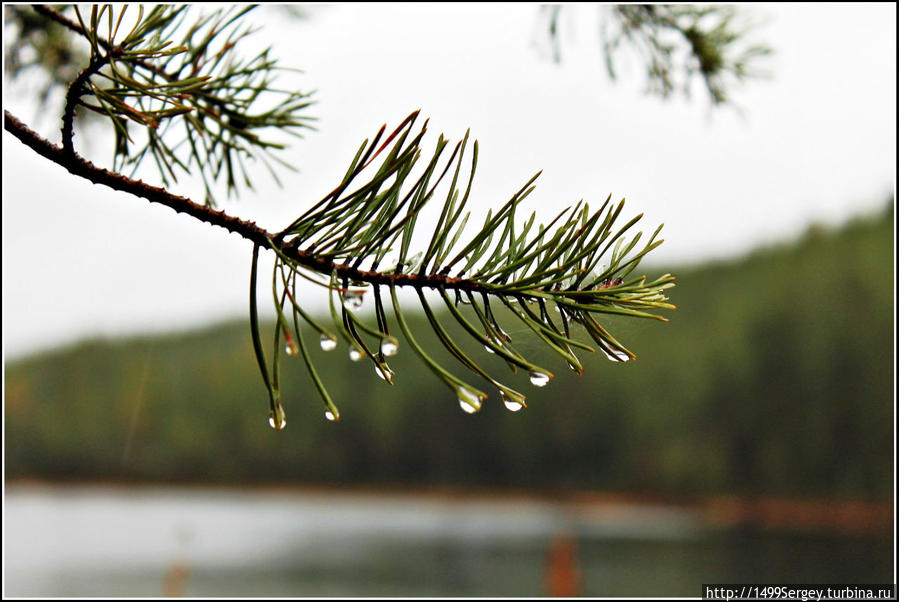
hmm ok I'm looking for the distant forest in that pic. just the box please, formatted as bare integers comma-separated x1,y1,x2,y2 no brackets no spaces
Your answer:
5,202,894,500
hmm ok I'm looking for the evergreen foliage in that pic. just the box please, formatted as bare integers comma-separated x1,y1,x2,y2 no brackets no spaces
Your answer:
4,5,687,428
254,110,674,428
540,4,771,106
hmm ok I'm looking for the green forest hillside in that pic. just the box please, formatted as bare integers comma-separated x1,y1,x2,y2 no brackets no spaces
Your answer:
5,203,894,500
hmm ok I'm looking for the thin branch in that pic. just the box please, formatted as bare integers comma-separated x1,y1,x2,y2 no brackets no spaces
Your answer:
4,109,500,296
62,54,115,155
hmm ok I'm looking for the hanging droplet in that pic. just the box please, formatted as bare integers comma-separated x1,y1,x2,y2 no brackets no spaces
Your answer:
501,391,526,412
324,409,339,422
457,387,482,414
459,400,478,414
319,335,338,351
268,405,287,430
602,348,631,362
284,333,299,356
528,371,551,387
342,290,364,311
504,399,524,411
380,338,399,357
484,344,496,354
349,347,365,362
374,363,395,382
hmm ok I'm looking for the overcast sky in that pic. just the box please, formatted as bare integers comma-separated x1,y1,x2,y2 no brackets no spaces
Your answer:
2,3,896,360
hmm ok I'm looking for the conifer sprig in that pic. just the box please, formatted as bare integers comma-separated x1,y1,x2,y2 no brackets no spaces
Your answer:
4,5,676,431
59,4,315,205
252,112,675,424
600,4,771,106
539,4,771,107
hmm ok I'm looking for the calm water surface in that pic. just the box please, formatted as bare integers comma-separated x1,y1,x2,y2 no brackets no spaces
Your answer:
4,484,892,597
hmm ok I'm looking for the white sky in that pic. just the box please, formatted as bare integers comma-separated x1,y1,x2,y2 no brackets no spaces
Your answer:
2,3,896,360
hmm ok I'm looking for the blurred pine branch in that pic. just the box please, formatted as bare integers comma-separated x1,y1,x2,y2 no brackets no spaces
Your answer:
539,4,772,107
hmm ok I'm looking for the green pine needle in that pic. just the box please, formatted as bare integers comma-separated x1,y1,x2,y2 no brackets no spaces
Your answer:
261,112,675,426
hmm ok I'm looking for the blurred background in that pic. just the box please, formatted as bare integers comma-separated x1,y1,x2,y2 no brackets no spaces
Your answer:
3,4,895,597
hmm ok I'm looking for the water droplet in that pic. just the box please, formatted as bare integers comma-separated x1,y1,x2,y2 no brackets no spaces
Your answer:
342,290,364,311
567,361,583,374
484,344,495,354
324,410,339,422
268,406,287,430
602,348,631,362
501,391,525,412
284,333,299,356
374,363,394,382
349,347,364,362
528,371,550,387
380,338,399,357
457,387,482,414
459,400,478,414
319,335,337,351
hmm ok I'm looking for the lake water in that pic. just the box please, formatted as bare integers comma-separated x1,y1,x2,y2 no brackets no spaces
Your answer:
4,484,893,597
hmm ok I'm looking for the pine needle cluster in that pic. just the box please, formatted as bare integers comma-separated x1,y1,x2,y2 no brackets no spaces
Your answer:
5,5,680,430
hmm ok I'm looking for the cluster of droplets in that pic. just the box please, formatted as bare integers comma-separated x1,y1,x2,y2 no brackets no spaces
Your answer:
450,352,553,414
275,282,634,427
457,387,531,414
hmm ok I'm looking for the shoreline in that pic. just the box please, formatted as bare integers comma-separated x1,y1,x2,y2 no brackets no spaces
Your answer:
5,477,893,537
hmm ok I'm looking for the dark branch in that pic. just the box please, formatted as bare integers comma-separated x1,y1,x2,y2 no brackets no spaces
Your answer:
4,109,488,294
32,5,98,42
62,55,113,156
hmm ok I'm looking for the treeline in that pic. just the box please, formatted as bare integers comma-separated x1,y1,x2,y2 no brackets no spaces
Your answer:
5,203,894,499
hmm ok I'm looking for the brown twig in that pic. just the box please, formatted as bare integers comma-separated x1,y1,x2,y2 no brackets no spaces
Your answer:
62,55,112,156
4,109,486,294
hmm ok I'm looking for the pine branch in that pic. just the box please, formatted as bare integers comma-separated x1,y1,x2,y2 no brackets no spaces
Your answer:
30,5,316,206
249,111,676,425
6,107,675,427
6,5,676,431
604,5,772,106
5,110,270,245
61,49,119,156
540,4,772,107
